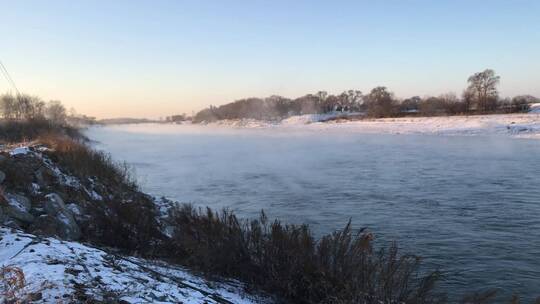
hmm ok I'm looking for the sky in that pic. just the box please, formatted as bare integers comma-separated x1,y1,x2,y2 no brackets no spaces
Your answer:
1,0,539,119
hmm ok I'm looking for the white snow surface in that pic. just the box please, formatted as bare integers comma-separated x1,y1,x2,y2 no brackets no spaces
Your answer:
0,228,270,304
9,146,30,156
190,113,540,138
281,112,362,124
5,194,29,212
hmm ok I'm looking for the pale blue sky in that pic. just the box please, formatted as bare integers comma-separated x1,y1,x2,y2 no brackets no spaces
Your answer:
1,0,539,118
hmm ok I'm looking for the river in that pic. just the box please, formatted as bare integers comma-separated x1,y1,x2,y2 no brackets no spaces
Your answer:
86,123,540,301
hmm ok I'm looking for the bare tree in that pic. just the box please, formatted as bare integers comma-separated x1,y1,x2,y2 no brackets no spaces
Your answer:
466,69,500,111
29,98,46,119
400,96,421,113
316,91,328,103
45,100,67,125
0,94,16,119
419,96,445,116
0,94,46,120
340,90,363,112
365,86,397,118
462,89,474,113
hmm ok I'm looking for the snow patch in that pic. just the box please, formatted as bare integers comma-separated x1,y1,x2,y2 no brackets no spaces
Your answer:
5,194,30,212
39,153,82,188
9,146,30,156
66,203,82,216
281,112,361,124
90,190,103,201
0,228,271,304
31,183,41,194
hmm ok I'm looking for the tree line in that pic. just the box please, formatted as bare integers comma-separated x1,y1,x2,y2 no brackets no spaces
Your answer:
0,93,68,124
192,69,539,123
0,93,96,126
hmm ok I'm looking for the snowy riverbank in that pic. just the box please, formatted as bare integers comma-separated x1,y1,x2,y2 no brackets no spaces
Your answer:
194,113,540,138
0,143,270,303
0,228,268,303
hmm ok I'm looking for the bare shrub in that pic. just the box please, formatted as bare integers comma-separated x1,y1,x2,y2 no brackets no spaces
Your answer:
0,266,26,303
168,205,443,304
0,266,48,304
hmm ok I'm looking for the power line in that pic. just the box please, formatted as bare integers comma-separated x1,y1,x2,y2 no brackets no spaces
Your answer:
0,59,20,95
0,62,11,92
0,61,16,94
0,60,19,95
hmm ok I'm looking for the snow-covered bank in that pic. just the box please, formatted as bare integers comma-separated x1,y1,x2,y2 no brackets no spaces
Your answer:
318,113,540,138
0,228,269,303
0,143,271,303
195,113,540,138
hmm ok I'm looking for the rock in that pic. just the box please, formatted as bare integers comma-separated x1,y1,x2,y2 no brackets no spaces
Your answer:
56,211,81,240
3,193,34,224
66,203,83,218
5,193,31,210
42,193,81,240
34,167,55,188
31,215,61,237
44,193,66,215
0,170,5,184
4,207,34,224
29,292,43,301
34,169,45,187
9,147,30,156
2,218,23,230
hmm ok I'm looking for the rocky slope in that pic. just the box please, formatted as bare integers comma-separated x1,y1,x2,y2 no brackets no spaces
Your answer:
0,144,269,303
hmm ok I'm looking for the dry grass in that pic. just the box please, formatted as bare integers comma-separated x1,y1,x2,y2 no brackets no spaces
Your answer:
0,118,84,144
167,205,444,304
0,266,26,302
38,134,138,190
0,266,48,304
36,135,164,255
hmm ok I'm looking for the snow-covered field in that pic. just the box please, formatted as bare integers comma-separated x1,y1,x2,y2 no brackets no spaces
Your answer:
197,113,540,138
320,113,540,138
0,228,269,303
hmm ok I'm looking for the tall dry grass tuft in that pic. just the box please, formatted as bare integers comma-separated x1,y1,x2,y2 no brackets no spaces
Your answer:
38,134,138,190
168,205,444,304
0,266,26,302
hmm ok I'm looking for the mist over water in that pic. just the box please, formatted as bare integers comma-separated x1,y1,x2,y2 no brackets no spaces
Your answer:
87,123,540,301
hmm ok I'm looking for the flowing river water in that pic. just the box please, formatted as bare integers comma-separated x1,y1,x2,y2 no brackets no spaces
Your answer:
87,123,540,301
